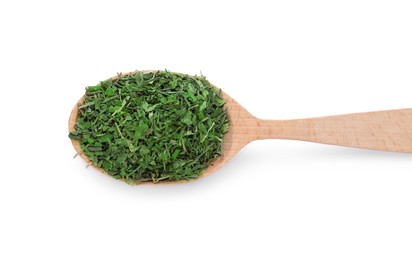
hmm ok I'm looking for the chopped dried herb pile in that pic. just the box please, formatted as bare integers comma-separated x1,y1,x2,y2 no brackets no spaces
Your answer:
69,71,229,183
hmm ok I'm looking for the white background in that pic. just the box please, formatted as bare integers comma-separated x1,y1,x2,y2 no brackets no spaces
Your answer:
1,0,412,259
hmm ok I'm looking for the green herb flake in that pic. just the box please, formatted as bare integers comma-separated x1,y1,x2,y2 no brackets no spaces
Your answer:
69,71,229,184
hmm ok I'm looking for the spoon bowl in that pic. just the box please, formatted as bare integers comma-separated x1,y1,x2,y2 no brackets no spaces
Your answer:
68,74,253,184
69,71,412,185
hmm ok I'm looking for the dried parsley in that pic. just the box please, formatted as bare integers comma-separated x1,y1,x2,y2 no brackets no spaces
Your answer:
69,71,229,183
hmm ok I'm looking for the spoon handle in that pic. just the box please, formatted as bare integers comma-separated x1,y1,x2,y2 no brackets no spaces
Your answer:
256,109,412,153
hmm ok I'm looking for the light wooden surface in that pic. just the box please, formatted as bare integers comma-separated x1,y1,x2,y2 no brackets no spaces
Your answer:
69,73,412,184
202,92,412,179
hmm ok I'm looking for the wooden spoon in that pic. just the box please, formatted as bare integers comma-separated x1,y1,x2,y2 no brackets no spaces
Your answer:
69,72,412,184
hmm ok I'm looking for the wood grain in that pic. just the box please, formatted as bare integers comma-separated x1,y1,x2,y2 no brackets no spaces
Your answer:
202,95,412,180
255,109,412,153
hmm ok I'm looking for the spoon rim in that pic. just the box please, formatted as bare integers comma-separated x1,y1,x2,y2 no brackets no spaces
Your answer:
68,70,237,185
